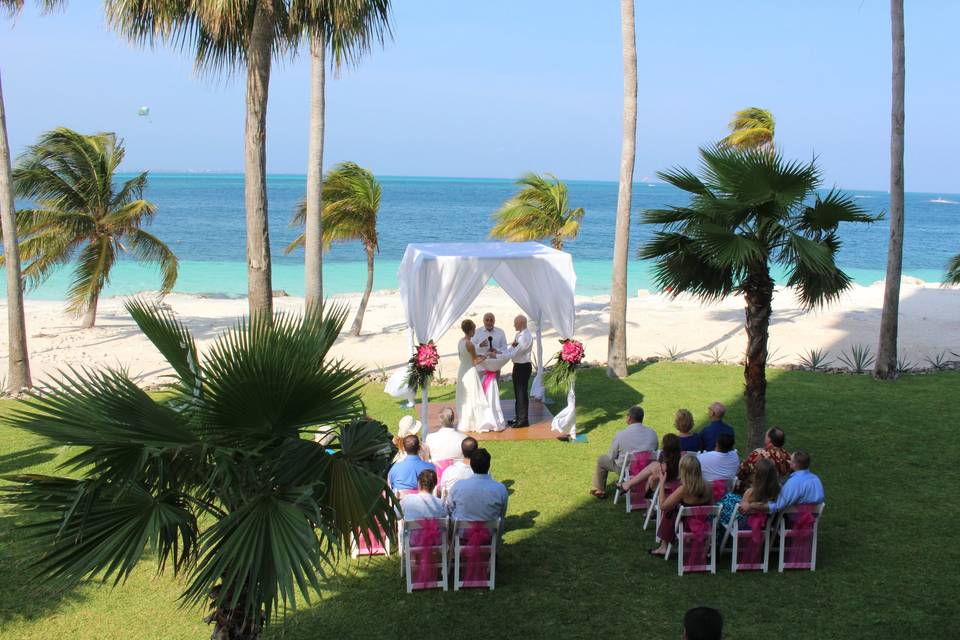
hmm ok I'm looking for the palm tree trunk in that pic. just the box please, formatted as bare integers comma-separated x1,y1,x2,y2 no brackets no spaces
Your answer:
81,294,99,329
0,71,31,393
607,0,637,379
351,246,374,336
743,269,773,450
875,0,905,380
244,3,274,319
304,35,326,312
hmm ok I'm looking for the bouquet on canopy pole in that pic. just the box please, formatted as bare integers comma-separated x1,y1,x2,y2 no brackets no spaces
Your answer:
406,341,440,393
545,338,585,391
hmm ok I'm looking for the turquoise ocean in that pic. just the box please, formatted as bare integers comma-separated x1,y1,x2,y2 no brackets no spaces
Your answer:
6,174,959,299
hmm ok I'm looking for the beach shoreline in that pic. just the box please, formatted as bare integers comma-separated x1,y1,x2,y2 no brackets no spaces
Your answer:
3,278,959,389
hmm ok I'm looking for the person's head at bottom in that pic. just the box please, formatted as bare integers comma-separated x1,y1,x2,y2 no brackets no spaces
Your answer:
682,607,723,640
417,468,438,494
470,448,492,474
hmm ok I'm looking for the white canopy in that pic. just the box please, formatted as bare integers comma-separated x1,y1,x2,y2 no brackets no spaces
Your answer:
389,242,578,436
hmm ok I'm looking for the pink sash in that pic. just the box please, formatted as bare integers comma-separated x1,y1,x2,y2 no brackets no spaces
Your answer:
357,524,387,555
711,480,727,503
434,459,453,483
481,370,497,394
628,452,652,502
462,522,492,584
740,512,768,567
786,505,817,566
683,512,711,569
410,519,443,587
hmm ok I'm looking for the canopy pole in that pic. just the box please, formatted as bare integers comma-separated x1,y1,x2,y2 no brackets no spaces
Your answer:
536,311,544,393
420,382,429,441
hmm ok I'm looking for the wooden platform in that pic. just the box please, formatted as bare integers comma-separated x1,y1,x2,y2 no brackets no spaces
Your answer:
418,399,557,441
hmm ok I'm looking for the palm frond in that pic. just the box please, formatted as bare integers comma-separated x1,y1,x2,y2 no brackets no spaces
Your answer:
125,298,201,397
945,252,960,285
65,238,115,315
124,228,179,292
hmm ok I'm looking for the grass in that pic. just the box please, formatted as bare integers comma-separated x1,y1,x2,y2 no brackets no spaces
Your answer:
0,362,958,639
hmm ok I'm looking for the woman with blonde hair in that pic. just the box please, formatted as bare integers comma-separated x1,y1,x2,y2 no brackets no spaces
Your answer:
649,455,712,557
674,409,702,452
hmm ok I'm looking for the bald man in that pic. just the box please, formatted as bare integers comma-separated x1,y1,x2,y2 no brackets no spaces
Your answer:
699,401,735,452
505,315,534,427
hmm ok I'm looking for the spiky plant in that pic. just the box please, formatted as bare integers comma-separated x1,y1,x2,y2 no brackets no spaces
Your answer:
1,299,396,639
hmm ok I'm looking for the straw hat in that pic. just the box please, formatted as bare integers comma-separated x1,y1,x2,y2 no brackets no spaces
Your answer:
397,415,422,438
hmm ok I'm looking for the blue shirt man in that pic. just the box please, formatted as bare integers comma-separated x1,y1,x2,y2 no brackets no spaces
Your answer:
388,434,435,491
741,450,824,515
699,401,735,452
447,448,508,525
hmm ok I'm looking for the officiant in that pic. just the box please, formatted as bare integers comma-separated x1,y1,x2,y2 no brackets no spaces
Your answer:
505,315,534,427
472,312,508,357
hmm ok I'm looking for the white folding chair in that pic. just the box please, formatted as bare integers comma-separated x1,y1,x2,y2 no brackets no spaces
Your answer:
402,518,449,592
452,519,500,591
777,503,825,572
719,511,772,573
666,505,721,575
613,449,658,506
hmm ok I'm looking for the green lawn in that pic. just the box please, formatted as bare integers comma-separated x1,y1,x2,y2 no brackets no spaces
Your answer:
1,362,957,639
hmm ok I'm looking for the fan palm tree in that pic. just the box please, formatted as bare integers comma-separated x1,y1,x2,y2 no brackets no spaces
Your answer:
292,0,391,311
1,299,397,640
722,107,776,151
286,162,380,335
639,145,877,449
106,1,307,320
0,0,67,394
607,0,637,379
489,173,584,250
876,0,906,379
8,128,177,328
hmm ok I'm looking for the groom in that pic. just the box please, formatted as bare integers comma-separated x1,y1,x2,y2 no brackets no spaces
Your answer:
506,315,534,427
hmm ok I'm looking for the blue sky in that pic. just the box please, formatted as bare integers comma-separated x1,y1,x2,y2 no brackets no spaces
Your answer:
1,0,957,191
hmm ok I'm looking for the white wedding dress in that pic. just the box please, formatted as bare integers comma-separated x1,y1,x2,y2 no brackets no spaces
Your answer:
456,339,506,433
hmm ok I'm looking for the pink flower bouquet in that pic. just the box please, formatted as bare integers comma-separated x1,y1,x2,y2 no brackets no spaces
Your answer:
406,341,440,393
546,338,585,389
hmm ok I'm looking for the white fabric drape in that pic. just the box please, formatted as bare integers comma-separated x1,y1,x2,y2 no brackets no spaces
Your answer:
394,242,577,436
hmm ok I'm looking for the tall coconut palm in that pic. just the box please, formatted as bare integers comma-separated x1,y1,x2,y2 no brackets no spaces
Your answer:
286,162,379,335
722,107,776,150
489,173,584,250
639,145,877,449
1,299,397,640
607,0,637,379
292,1,391,312
0,0,67,394
106,1,303,320
876,0,906,379
9,128,177,328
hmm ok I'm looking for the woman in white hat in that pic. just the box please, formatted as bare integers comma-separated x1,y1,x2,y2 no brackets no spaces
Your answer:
393,415,423,463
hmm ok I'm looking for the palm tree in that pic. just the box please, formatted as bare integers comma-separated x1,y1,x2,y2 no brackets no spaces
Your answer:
489,173,584,250
0,0,66,394
286,162,380,336
722,107,776,150
9,128,177,328
292,1,391,312
876,0,906,379
106,1,303,320
1,299,397,640
947,253,960,285
639,145,877,449
607,0,637,379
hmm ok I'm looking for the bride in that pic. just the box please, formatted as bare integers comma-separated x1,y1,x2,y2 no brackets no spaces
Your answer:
456,319,506,433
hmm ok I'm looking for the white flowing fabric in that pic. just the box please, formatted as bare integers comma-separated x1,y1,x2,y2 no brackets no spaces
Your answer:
395,242,577,437
455,340,505,432
550,382,576,433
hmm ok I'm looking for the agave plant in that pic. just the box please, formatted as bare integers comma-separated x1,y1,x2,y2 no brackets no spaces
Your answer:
1,300,396,639
798,348,832,371
837,344,875,374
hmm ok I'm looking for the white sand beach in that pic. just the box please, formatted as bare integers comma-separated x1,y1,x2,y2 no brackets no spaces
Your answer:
3,278,959,389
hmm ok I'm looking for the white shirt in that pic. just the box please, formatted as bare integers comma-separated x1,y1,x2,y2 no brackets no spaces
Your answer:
425,427,466,462
400,492,448,520
448,473,509,523
506,328,533,364
472,326,508,355
698,450,740,482
440,461,475,502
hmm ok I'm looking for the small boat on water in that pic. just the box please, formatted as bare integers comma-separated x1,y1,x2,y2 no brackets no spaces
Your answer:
930,196,959,204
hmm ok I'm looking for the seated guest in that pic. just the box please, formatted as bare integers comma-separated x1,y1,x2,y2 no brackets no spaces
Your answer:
649,455,713,557
387,435,435,492
448,448,508,526
734,426,791,493
698,433,739,484
615,433,681,495
673,409,701,452
591,405,658,499
683,607,723,640
424,407,466,462
739,450,824,515
399,469,447,520
698,401,734,452
392,415,423,463
440,436,480,502
718,458,781,531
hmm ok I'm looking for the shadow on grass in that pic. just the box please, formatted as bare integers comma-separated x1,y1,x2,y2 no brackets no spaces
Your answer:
0,446,56,475
567,361,650,436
